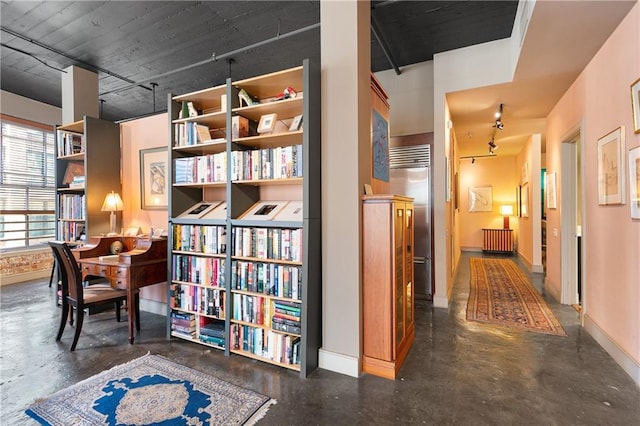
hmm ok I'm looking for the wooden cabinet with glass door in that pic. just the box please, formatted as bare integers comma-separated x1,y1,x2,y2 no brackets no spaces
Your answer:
362,194,415,379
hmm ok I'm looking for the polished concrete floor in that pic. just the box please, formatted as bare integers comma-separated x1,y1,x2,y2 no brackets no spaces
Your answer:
1,252,639,425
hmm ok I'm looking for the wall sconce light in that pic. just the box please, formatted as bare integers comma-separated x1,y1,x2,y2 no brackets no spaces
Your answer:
101,191,124,236
500,204,514,229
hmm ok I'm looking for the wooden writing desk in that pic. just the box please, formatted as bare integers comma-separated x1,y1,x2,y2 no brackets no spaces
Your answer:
72,236,167,344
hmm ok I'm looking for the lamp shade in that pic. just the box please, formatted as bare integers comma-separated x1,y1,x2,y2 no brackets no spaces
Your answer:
101,191,124,212
500,205,513,216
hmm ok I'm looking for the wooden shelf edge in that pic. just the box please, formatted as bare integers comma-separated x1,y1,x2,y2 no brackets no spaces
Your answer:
230,348,301,371
170,332,225,350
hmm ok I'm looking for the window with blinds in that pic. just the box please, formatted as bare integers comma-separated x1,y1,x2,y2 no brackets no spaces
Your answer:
0,119,56,250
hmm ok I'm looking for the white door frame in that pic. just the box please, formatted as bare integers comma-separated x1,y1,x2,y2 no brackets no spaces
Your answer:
560,125,585,309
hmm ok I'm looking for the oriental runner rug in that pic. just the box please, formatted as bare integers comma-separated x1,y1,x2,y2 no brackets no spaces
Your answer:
467,257,566,336
25,354,276,425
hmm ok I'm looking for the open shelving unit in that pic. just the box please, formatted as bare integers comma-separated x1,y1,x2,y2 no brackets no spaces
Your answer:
54,116,121,243
167,60,320,377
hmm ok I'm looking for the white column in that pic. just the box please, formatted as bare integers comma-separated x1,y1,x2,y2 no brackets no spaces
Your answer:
319,0,371,377
61,65,98,123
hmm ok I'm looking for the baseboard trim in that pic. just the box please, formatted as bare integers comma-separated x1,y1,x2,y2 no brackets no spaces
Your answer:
544,277,561,303
0,269,50,286
318,348,360,378
584,314,640,386
140,299,167,316
433,295,448,309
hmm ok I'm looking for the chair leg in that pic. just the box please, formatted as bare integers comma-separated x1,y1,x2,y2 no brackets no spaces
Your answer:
69,306,74,326
135,293,140,331
56,302,69,341
115,300,122,322
70,307,84,351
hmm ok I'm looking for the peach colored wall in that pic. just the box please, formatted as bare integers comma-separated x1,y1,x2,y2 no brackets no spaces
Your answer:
459,155,518,249
120,113,169,303
546,4,639,369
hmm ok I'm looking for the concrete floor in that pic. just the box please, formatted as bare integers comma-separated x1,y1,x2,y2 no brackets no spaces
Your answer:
1,252,639,425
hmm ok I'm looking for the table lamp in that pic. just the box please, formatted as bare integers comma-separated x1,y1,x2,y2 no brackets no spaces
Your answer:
101,191,124,236
500,204,514,229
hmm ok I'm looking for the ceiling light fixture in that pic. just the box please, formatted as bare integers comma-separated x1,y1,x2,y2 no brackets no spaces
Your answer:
493,104,504,130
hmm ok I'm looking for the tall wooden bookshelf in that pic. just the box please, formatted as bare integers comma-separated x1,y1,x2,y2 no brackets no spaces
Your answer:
55,117,121,242
167,60,321,377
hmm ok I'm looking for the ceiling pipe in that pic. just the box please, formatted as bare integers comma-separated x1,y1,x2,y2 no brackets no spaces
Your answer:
1,26,151,92
99,22,321,97
371,14,402,75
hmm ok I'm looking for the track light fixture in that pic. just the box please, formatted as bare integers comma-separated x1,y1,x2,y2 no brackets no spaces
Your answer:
493,104,504,130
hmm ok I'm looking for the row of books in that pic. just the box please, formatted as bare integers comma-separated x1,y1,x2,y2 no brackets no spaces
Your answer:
230,145,303,181
57,221,85,242
232,227,303,262
59,194,85,220
56,130,83,157
174,152,227,184
170,284,225,318
173,122,225,147
230,323,301,366
173,224,227,254
172,255,226,287
231,260,302,300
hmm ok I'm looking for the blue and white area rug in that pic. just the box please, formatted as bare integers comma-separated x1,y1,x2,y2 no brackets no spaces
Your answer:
25,354,276,425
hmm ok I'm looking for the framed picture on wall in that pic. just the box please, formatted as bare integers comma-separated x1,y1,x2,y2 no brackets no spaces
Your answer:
521,184,529,218
631,77,640,134
547,172,557,209
468,186,492,212
629,146,640,219
597,126,626,205
140,147,168,210
372,108,389,182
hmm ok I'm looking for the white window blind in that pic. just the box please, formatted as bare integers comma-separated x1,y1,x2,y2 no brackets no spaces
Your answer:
0,119,56,249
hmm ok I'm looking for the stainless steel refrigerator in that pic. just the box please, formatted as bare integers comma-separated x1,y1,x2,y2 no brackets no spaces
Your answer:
389,144,432,300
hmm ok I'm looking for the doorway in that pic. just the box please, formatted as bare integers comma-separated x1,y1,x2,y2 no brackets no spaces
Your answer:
560,131,584,308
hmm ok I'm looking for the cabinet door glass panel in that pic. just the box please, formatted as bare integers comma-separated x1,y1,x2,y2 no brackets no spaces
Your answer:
394,204,405,350
405,206,413,325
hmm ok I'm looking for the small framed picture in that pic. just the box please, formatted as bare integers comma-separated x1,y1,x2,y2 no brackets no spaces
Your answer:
631,77,640,134
257,113,278,133
597,126,626,205
289,114,303,131
629,146,640,219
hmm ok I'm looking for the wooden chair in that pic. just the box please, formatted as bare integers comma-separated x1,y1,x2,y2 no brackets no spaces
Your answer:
48,241,140,351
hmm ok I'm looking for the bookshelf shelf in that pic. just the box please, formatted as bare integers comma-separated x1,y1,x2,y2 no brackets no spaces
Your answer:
167,60,320,377
57,153,84,161
232,97,303,122
233,130,303,149
232,177,302,186
171,332,225,351
229,348,301,371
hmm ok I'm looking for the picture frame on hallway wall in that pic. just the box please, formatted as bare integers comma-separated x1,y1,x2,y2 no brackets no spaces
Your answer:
597,126,626,205
140,147,168,210
547,172,557,209
629,146,640,219
520,184,529,218
468,186,492,212
631,77,640,134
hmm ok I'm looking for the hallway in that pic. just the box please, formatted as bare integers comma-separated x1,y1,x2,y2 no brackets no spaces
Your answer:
1,252,638,425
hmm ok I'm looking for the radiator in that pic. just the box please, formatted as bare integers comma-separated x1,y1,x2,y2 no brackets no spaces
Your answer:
482,229,514,253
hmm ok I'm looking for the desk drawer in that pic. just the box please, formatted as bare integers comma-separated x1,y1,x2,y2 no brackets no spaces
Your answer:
112,267,130,289
81,263,111,278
